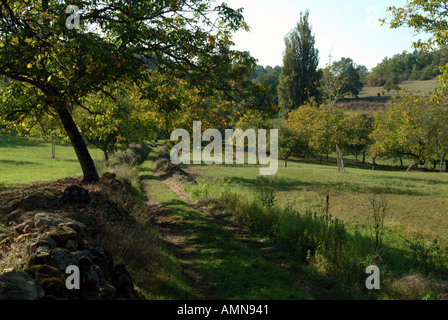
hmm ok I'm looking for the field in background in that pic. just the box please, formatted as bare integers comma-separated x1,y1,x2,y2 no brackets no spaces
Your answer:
0,133,103,187
186,157,448,243
340,78,442,116
360,79,441,99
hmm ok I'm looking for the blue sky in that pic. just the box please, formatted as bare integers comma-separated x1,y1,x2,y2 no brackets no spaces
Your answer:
223,0,429,71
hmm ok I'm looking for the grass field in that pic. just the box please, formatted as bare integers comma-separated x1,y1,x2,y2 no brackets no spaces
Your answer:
141,154,314,300
183,155,448,299
185,158,448,242
340,78,442,116
2,134,448,299
359,79,441,99
0,133,103,187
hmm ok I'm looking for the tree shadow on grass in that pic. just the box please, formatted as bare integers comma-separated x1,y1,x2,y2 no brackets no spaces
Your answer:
0,134,47,148
0,159,39,166
226,175,426,196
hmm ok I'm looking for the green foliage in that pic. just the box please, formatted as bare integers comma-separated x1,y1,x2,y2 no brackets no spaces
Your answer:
0,0,263,182
331,57,366,98
405,234,448,275
252,65,282,104
370,90,448,171
366,50,448,87
278,10,320,117
386,2,448,93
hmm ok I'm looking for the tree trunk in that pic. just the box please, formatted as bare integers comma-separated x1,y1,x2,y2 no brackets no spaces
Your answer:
51,137,56,159
407,160,422,172
400,158,403,167
56,103,99,183
362,151,366,164
372,156,376,171
336,144,345,172
441,147,448,173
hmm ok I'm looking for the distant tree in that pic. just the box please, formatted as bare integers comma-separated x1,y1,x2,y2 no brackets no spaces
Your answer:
253,66,281,104
278,10,320,117
75,85,157,163
278,122,308,167
16,112,67,159
331,57,365,98
366,50,448,87
386,1,448,93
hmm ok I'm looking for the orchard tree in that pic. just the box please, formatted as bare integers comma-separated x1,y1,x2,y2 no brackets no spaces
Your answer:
278,124,297,167
75,85,158,162
286,100,320,156
0,0,261,183
344,113,374,163
16,111,67,159
278,10,320,117
371,90,435,171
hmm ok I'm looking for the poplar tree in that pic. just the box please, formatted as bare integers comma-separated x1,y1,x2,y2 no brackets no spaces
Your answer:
278,10,320,118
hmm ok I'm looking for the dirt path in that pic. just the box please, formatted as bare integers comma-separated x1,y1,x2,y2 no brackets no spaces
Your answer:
143,165,316,300
143,175,211,299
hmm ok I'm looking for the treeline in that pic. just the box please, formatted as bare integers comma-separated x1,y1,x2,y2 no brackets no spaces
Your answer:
280,90,448,173
251,65,281,104
252,50,448,106
366,49,448,88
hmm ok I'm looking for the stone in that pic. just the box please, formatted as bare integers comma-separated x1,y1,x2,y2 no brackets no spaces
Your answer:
25,265,64,283
35,212,75,227
111,264,137,299
91,256,112,281
37,278,68,299
15,232,38,243
31,245,52,265
0,271,44,300
63,185,90,203
46,225,77,245
14,220,34,236
78,257,106,290
49,248,78,272
65,239,78,251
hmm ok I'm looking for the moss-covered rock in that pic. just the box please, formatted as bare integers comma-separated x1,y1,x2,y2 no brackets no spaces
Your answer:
37,277,68,299
25,264,64,282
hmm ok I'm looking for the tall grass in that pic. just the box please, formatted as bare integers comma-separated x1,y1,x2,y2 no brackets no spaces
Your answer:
186,177,448,299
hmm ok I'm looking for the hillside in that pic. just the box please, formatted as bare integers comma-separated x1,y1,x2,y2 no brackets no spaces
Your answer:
338,78,442,116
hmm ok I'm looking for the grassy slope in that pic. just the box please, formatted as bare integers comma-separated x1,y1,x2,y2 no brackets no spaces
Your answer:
359,79,441,99
340,79,442,116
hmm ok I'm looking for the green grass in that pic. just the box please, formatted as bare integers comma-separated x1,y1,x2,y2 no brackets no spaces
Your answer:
184,159,448,299
186,157,448,242
0,133,103,187
358,79,441,99
140,151,313,300
340,79,442,116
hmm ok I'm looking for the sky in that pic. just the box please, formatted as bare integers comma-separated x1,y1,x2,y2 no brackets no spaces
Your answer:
222,0,429,71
